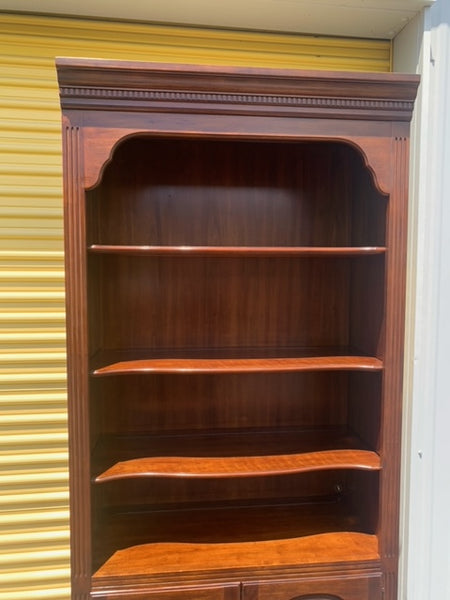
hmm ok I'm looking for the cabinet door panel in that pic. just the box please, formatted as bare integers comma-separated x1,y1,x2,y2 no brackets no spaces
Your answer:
242,574,382,600
97,583,240,600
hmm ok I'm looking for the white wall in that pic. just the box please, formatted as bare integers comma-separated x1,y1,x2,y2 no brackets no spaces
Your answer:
393,1,450,597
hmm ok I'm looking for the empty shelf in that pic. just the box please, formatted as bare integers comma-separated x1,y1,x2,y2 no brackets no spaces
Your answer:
93,532,379,578
95,449,381,482
93,356,383,376
88,244,386,257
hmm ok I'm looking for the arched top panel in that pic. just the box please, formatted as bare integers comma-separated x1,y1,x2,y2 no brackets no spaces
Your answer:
81,128,391,197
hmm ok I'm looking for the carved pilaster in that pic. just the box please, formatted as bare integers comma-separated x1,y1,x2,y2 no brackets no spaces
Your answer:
379,135,410,594
63,120,91,600
383,569,398,600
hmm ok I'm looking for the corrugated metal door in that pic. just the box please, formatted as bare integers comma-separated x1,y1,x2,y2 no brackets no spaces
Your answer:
0,11,391,599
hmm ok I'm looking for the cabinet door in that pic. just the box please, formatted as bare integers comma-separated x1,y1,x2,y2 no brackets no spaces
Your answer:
97,583,240,600
242,574,382,600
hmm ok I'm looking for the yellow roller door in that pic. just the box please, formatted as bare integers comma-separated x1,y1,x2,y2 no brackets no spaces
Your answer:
0,11,391,600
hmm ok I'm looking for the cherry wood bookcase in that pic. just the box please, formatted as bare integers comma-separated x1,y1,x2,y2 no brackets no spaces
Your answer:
57,59,418,600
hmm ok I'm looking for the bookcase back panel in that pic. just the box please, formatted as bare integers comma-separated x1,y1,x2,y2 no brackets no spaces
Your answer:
87,254,384,356
89,371,381,454
89,254,354,351
90,371,350,435
87,137,385,248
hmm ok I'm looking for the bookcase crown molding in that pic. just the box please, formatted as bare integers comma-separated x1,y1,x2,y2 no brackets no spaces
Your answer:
57,58,419,121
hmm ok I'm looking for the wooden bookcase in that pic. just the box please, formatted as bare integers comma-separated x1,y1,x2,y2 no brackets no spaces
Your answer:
57,59,418,600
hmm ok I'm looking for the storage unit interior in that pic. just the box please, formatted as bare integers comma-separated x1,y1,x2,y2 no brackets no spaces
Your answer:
86,135,386,576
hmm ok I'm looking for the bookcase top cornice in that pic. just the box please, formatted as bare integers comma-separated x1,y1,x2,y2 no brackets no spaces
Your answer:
56,57,419,122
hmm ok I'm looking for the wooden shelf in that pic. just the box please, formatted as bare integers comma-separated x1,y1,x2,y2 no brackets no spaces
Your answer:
88,244,386,257
93,355,383,376
93,427,381,483
92,427,376,474
95,449,380,482
93,532,379,579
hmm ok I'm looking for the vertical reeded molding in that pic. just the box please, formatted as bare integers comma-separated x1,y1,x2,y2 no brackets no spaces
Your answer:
63,119,91,600
379,132,410,599
384,570,397,600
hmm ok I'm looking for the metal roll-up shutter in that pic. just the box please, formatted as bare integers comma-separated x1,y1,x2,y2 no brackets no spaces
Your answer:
0,11,391,599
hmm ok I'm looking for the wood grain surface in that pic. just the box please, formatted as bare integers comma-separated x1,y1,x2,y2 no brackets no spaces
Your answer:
93,356,383,376
95,449,381,481
93,532,379,577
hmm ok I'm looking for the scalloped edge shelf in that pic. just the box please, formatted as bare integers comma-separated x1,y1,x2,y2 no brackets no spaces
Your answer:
95,449,381,482
93,356,383,376
93,531,380,578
